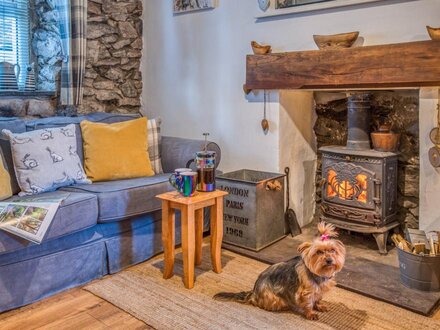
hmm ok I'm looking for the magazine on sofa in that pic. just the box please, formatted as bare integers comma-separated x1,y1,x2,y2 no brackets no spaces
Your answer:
0,193,70,244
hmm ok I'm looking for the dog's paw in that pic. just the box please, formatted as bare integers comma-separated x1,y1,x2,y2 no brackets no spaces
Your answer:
305,311,319,320
314,303,328,312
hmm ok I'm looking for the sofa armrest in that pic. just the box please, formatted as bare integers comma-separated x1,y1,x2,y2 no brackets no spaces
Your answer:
160,136,221,173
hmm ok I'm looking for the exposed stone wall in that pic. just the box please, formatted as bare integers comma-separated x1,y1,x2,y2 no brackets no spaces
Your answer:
79,0,143,114
314,91,419,228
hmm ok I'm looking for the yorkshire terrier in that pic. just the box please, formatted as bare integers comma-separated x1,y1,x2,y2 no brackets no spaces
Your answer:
214,222,346,320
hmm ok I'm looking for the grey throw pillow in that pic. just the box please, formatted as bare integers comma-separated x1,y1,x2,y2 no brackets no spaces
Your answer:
2,124,90,196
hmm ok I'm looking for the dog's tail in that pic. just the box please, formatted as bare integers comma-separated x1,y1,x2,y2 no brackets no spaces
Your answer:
213,291,253,304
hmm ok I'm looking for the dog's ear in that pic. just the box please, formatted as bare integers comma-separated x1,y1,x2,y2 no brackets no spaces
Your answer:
298,242,312,254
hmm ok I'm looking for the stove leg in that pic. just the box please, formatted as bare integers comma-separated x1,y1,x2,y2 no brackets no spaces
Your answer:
373,231,389,255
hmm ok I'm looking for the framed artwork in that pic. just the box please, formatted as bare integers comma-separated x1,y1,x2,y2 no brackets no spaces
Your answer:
173,0,216,14
276,0,334,9
257,0,386,18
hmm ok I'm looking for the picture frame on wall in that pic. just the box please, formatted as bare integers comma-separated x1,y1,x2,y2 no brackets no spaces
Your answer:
256,0,386,18
173,0,216,14
276,0,334,9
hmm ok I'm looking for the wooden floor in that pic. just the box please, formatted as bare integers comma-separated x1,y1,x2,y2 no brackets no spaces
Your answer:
1,236,440,329
0,288,152,330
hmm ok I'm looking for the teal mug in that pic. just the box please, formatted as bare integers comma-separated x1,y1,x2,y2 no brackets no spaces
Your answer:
179,172,198,197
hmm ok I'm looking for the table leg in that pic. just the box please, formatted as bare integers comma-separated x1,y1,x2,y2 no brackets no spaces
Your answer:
195,208,204,266
182,205,195,289
210,197,223,273
161,200,175,279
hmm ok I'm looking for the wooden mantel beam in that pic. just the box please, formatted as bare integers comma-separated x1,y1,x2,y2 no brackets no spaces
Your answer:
245,40,440,91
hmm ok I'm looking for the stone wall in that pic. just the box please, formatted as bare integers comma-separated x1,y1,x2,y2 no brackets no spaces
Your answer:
314,90,419,228
79,0,143,114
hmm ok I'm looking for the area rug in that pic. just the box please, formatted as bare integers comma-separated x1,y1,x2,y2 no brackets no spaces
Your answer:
85,247,440,330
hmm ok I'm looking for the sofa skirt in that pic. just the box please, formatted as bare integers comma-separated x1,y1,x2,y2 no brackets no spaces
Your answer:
0,208,209,312
0,240,106,312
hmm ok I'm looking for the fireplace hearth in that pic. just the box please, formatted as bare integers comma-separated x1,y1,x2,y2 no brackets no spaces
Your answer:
320,93,400,254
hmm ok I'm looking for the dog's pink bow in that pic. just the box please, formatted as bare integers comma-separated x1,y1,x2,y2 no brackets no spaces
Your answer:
321,234,330,241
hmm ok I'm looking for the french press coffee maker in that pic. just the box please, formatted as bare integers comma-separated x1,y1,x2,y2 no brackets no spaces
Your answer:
188,133,216,192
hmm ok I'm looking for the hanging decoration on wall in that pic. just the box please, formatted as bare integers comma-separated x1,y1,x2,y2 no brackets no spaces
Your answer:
258,0,270,11
173,0,216,14
429,104,440,168
261,90,269,135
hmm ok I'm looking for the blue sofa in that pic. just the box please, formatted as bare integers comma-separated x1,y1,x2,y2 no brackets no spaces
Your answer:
0,113,221,312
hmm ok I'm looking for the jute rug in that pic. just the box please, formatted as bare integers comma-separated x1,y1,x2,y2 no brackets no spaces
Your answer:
85,247,440,330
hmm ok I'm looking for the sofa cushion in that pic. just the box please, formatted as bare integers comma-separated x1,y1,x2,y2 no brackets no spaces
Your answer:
0,118,27,195
80,118,154,182
147,118,163,174
61,174,172,223
0,191,98,255
2,125,90,195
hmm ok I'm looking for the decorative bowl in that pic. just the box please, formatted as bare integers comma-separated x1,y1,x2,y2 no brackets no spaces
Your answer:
371,131,401,152
427,26,440,41
313,31,359,50
251,41,272,55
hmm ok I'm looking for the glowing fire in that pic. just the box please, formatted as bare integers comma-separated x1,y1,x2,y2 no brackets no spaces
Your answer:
327,170,367,203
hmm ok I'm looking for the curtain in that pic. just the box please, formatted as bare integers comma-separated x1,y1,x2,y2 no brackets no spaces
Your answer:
60,0,87,106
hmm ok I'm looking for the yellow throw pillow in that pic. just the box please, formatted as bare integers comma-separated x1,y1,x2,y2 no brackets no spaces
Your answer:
0,156,12,200
80,118,155,182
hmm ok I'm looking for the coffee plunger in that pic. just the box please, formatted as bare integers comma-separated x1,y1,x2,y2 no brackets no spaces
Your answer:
195,133,216,192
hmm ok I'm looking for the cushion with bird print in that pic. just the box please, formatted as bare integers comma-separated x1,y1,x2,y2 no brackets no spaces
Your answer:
1,125,91,196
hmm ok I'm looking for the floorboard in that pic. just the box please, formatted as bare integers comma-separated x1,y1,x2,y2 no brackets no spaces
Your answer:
0,289,152,330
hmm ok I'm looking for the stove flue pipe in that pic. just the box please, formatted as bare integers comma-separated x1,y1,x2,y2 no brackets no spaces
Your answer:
346,93,371,150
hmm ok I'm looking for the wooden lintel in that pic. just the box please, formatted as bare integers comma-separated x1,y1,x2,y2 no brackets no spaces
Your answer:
245,40,440,91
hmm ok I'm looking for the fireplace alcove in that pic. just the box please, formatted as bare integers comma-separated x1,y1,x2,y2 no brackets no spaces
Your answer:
244,39,440,246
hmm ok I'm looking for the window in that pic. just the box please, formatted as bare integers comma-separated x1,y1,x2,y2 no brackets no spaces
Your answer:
0,0,30,89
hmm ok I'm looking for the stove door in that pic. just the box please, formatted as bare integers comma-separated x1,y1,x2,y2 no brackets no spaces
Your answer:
323,161,376,210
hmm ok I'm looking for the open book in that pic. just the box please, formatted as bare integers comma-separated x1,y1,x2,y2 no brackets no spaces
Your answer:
0,193,70,244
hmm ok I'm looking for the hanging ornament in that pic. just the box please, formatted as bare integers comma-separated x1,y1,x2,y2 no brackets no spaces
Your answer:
261,90,269,135
258,0,270,12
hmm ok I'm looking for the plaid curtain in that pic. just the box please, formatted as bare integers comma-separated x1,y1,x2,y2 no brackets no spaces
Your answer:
60,0,87,106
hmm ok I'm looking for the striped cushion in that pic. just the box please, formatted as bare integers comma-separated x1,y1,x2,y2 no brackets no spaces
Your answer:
147,118,163,174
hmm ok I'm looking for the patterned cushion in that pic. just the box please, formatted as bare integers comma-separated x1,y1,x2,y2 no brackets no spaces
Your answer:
147,118,163,174
1,125,90,196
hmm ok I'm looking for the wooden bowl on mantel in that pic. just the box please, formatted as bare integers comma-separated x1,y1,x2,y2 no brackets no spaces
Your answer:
251,41,272,55
313,31,359,50
427,26,440,41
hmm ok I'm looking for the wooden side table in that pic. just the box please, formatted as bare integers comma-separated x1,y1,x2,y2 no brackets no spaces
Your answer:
156,190,228,289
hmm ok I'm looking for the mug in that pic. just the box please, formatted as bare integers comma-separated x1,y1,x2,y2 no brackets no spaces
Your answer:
169,168,192,192
179,172,198,197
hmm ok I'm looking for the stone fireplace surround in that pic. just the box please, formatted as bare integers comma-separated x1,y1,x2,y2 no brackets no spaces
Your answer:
279,88,439,232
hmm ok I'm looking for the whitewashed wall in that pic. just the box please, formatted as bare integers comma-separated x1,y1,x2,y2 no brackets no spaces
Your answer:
142,0,440,226
419,88,440,232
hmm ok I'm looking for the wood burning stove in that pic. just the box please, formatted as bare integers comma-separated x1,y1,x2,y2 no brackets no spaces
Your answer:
320,93,400,254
